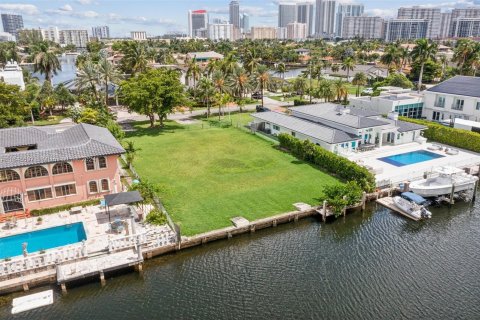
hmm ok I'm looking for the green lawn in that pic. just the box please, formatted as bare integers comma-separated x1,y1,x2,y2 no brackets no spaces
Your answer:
127,115,341,236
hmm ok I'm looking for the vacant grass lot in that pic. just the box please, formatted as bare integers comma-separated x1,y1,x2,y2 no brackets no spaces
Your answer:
127,114,341,236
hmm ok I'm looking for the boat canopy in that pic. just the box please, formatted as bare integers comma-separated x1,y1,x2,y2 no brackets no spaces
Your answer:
401,192,428,205
434,166,464,175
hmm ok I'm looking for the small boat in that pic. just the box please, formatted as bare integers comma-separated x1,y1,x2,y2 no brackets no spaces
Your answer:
401,192,430,206
393,196,432,220
409,166,479,198
11,289,54,314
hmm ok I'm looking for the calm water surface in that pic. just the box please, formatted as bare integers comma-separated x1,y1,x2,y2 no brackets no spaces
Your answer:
1,199,479,319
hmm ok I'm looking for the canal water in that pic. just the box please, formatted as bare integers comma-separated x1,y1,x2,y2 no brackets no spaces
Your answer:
1,199,480,319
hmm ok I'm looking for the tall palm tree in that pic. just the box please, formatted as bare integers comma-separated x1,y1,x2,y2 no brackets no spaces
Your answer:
255,65,271,108
399,47,411,71
98,57,121,106
352,72,368,97
185,57,201,89
228,67,251,100
452,39,475,74
381,44,401,76
316,79,335,102
333,79,348,103
293,76,308,99
411,39,438,92
244,47,261,75
197,77,215,117
438,54,448,79
76,60,100,100
341,57,355,82
276,62,286,82
121,41,153,75
331,64,340,74
220,53,238,77
205,59,219,78
212,70,229,117
31,41,61,83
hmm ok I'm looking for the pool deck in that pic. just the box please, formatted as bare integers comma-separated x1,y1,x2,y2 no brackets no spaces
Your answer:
347,142,480,185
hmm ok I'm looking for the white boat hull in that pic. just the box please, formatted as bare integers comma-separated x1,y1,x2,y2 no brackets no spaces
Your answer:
410,180,477,198
393,196,431,220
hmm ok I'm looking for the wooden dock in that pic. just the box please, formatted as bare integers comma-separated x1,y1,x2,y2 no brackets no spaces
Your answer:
376,197,421,221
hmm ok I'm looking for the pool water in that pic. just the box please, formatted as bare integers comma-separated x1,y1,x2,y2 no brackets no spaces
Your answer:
378,150,445,167
0,222,86,259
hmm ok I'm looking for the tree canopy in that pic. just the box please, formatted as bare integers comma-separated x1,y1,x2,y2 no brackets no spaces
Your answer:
0,82,29,128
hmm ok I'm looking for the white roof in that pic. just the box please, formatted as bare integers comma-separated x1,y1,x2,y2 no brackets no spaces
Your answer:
454,118,480,129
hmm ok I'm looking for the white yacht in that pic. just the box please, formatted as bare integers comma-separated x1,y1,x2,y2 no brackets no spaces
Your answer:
393,196,432,220
409,166,479,198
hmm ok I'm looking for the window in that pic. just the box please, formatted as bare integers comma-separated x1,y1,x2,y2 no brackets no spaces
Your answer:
291,132,296,137
2,194,23,213
452,99,464,111
273,125,280,131
24,166,48,179
89,181,98,193
100,179,110,192
85,158,95,171
0,169,20,182
27,188,53,201
98,156,107,169
476,102,480,111
435,96,445,108
55,184,76,197
52,162,73,175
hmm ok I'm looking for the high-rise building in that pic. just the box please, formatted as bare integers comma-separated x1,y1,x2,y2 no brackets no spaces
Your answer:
296,2,314,37
384,19,429,42
278,3,297,28
277,27,288,40
1,14,24,37
130,31,147,41
287,22,307,40
241,13,250,33
41,27,60,43
451,7,480,19
315,0,337,37
342,16,384,39
92,26,110,39
229,1,241,29
449,18,480,38
59,30,89,48
250,27,277,39
208,23,234,41
397,6,441,39
439,13,452,38
188,10,209,38
336,3,364,37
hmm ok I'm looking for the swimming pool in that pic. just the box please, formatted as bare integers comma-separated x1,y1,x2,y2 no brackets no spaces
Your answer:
378,150,445,167
0,222,87,259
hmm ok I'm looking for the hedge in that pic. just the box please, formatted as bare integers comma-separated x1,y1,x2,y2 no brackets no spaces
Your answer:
400,117,480,153
278,133,376,192
30,199,101,216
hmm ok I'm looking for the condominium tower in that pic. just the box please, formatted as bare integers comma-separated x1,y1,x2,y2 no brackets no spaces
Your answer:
92,26,110,39
397,6,441,39
296,2,314,37
278,3,297,28
342,16,384,39
336,3,364,37
1,14,24,37
229,1,241,29
315,0,337,37
188,10,209,38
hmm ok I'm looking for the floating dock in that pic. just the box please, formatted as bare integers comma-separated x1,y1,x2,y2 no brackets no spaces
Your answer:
376,197,421,221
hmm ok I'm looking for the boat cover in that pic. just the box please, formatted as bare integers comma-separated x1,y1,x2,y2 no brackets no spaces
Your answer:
401,192,428,205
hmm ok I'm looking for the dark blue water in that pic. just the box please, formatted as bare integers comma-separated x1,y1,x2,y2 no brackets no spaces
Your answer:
0,222,86,259
379,150,445,167
1,200,480,319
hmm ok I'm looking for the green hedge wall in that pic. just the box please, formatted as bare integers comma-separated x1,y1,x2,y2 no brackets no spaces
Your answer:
278,133,376,192
399,117,480,153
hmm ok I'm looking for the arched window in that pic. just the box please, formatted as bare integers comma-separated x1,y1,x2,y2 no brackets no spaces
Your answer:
52,162,73,175
24,166,48,179
98,156,107,169
88,181,98,194
100,179,110,192
0,169,20,182
85,158,95,171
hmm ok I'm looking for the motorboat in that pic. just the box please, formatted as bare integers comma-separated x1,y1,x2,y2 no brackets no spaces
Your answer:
393,196,432,220
409,166,479,198
401,192,430,206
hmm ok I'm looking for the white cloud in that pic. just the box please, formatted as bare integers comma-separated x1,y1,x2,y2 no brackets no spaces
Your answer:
0,4,39,15
59,4,73,12
76,0,93,5
78,10,99,18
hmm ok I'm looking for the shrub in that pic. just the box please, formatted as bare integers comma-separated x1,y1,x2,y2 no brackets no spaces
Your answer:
293,99,310,106
399,117,480,153
278,134,376,192
30,199,100,216
146,209,167,226
322,181,364,217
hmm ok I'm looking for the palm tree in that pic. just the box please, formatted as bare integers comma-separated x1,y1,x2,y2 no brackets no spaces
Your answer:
399,47,411,71
123,140,137,168
293,76,308,99
244,47,261,75
255,65,271,108
197,77,215,117
228,67,251,100
31,41,61,83
185,57,201,89
381,44,401,76
220,53,237,77
352,72,368,97
333,79,348,103
76,60,100,100
276,62,286,82
331,64,340,74
212,70,229,117
205,59,219,78
438,54,448,79
341,57,355,82
98,57,121,106
121,41,153,75
316,79,335,102
452,39,475,74
411,39,438,92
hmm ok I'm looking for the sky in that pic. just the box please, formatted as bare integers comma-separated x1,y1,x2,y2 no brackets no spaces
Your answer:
1,0,480,37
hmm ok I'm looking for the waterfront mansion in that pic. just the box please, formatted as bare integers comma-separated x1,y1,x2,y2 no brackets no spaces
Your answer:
251,104,426,154
0,123,125,215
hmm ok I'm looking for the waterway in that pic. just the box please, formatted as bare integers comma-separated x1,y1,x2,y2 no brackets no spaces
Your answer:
25,55,77,86
1,199,480,319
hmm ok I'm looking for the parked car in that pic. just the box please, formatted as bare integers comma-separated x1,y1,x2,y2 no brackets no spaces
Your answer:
252,92,263,99
362,88,374,95
256,105,270,112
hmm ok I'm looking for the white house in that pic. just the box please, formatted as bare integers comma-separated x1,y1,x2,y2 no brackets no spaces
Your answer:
251,104,426,154
349,91,424,118
423,76,480,122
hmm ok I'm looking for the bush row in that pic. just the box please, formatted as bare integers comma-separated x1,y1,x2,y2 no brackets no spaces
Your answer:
278,133,376,192
30,199,101,216
400,117,480,153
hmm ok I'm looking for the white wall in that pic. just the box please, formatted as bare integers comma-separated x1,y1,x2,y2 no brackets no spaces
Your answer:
424,91,480,121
